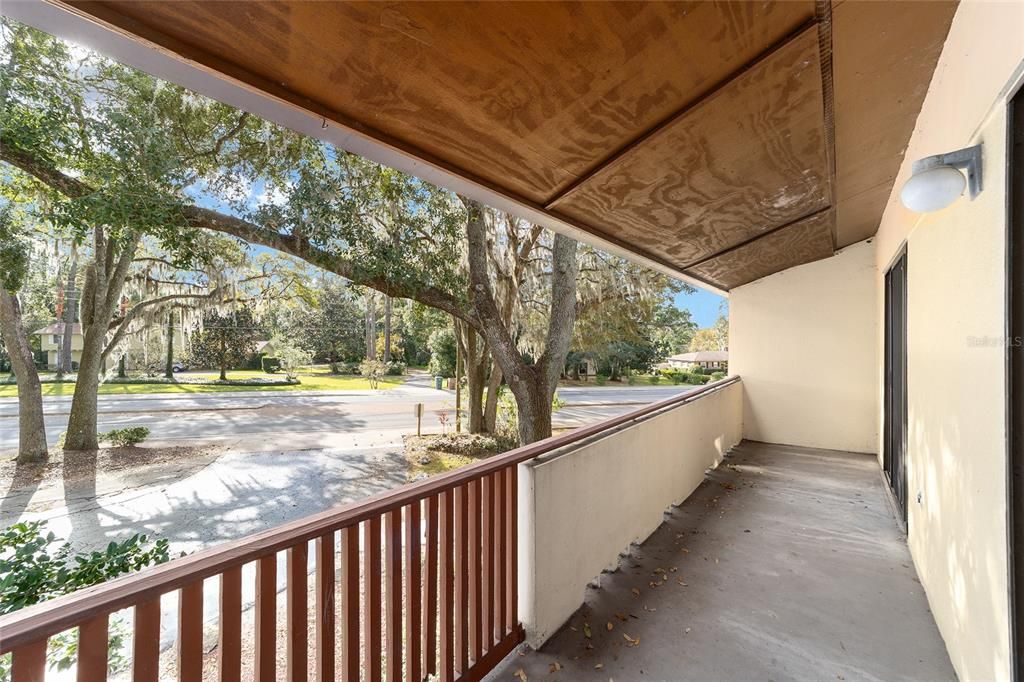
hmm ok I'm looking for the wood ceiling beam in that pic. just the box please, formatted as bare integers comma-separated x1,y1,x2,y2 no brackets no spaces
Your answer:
815,0,838,250
681,205,834,273
543,16,821,211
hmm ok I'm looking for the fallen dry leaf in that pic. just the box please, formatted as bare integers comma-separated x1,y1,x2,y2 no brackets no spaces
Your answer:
623,633,640,647
643,604,656,612
583,622,593,639
595,663,605,670
549,661,562,673
606,621,614,631
514,668,528,682
615,612,628,622
630,588,640,597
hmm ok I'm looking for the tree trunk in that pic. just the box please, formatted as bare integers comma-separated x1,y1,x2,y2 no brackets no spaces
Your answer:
484,362,502,434
0,290,48,463
57,251,78,378
164,309,175,378
118,353,126,378
466,347,486,433
219,332,227,381
383,295,392,363
65,230,140,451
365,292,376,360
463,199,578,444
64,321,105,450
508,369,553,445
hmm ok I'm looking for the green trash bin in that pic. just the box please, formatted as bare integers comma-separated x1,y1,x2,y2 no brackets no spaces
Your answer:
434,375,444,390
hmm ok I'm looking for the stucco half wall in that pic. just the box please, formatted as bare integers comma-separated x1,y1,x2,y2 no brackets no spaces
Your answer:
729,239,879,454
518,379,743,647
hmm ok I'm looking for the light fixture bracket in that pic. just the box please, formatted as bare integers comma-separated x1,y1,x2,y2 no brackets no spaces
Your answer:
911,145,983,199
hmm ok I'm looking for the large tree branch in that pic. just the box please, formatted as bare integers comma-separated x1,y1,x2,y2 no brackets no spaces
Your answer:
537,232,579,392
462,197,530,384
101,287,228,363
0,135,476,327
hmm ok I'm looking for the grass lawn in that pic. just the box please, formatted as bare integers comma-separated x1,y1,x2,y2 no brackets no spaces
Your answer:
0,369,404,398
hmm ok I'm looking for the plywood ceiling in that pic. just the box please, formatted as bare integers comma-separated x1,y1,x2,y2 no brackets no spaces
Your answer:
59,0,958,290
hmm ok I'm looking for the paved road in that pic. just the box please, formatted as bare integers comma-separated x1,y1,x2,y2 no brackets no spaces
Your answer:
0,375,694,452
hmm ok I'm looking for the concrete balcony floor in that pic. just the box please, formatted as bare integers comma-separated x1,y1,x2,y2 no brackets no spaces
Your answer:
490,441,954,681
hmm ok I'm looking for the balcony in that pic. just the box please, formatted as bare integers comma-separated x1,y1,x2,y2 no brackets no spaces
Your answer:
489,441,953,681
0,377,953,681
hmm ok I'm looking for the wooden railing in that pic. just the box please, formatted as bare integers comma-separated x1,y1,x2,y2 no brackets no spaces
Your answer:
0,376,740,681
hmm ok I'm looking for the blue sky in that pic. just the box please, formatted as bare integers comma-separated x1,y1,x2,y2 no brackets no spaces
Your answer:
675,287,726,328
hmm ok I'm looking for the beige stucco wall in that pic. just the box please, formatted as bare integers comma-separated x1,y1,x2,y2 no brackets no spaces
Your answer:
518,380,742,646
871,3,1023,679
729,239,879,453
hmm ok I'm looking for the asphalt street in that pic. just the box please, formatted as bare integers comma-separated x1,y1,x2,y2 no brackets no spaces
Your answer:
0,374,695,452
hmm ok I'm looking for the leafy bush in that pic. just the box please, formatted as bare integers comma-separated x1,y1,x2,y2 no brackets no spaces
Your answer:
650,375,661,385
359,358,388,389
269,335,312,381
0,521,170,677
710,371,726,381
626,373,637,385
595,374,607,386
385,360,406,376
99,427,150,447
261,356,282,373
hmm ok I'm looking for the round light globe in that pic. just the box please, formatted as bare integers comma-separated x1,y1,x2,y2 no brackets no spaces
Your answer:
899,165,966,213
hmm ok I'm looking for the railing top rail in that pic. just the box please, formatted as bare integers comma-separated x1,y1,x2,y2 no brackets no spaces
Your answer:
0,375,740,652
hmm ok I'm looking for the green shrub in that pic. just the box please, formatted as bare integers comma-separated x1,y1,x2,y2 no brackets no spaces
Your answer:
261,356,282,373
710,371,726,381
595,374,607,386
0,521,170,677
99,427,150,447
650,374,661,385
360,358,388,389
385,360,406,376
626,374,637,386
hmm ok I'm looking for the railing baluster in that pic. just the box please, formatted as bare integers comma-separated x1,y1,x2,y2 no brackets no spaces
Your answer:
78,613,109,681
255,555,277,682
404,501,422,682
10,639,46,682
385,510,403,682
363,517,382,682
341,525,360,682
454,484,469,675
507,465,519,632
496,468,508,640
219,568,242,682
469,477,482,665
439,489,455,682
179,582,203,681
316,533,336,682
481,474,494,651
424,495,439,677
288,543,309,682
134,598,161,682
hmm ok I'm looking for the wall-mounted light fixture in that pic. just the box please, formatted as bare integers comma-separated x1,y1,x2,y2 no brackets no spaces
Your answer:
899,144,983,213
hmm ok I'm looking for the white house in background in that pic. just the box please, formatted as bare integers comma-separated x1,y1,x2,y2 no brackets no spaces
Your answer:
664,350,728,370
32,322,83,370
